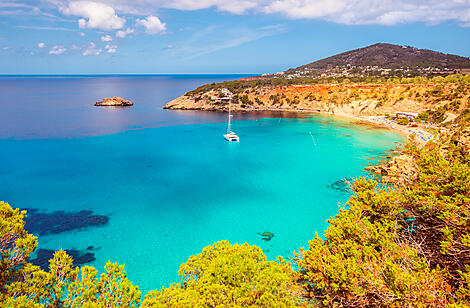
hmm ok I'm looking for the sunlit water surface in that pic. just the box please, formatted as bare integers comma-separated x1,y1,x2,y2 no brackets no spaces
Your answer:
0,75,403,292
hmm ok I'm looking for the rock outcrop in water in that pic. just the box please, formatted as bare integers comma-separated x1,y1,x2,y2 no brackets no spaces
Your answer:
95,96,134,106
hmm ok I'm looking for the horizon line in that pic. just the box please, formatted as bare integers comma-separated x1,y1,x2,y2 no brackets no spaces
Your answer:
0,73,260,76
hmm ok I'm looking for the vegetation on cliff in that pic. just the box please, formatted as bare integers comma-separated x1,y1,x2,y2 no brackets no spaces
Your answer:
296,137,470,306
1,119,469,306
169,74,470,120
187,73,470,96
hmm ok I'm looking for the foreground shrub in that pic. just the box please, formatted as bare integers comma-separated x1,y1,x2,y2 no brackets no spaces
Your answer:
295,179,451,306
142,241,299,307
295,137,470,306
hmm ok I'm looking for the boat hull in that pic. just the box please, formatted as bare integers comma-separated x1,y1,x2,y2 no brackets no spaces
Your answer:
224,133,239,142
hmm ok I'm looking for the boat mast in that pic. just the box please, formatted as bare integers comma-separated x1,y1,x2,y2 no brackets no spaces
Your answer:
227,99,232,134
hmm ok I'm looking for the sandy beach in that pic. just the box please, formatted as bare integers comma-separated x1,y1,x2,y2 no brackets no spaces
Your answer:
247,107,436,147
333,112,436,147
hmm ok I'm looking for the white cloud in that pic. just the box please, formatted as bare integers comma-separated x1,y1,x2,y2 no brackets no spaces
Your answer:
78,32,85,36
49,45,66,55
1,46,10,51
101,34,113,42
105,44,117,52
82,42,102,56
61,1,125,30
136,15,166,34
209,0,258,14
116,27,134,38
50,0,470,27
262,0,470,26
54,0,260,15
38,42,46,48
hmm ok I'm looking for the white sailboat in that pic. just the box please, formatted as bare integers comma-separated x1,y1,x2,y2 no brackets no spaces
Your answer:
223,100,239,142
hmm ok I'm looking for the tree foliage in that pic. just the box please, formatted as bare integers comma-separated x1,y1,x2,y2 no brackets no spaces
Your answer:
295,138,470,307
142,241,299,307
295,179,451,306
0,201,37,301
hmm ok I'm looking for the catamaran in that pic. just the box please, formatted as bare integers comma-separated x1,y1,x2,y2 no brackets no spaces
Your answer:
223,100,239,142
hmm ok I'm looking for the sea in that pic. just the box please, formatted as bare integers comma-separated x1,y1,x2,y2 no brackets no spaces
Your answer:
0,75,403,293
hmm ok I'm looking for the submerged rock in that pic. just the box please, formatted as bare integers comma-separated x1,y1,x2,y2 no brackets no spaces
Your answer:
257,231,275,241
24,208,109,236
95,96,133,106
328,177,353,193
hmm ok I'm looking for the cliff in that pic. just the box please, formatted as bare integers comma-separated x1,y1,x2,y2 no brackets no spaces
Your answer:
163,81,468,120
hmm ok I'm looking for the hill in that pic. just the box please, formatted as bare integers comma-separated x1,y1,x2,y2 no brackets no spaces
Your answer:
274,43,470,78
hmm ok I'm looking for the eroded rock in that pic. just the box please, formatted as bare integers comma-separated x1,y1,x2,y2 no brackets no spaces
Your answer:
95,96,133,106
365,154,417,185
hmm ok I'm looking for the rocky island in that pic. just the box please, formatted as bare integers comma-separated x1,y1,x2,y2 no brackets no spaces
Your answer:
95,96,134,106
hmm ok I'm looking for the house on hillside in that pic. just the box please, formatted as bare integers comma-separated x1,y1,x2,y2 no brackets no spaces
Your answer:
396,112,419,120
211,88,233,103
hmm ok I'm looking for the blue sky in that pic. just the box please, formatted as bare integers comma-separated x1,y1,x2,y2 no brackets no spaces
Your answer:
1,0,470,74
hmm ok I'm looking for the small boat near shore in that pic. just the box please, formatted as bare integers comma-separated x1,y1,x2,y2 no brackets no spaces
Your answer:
224,100,239,142
224,131,239,142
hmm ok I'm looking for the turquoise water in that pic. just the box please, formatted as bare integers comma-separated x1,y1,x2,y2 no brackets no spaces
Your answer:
0,113,403,292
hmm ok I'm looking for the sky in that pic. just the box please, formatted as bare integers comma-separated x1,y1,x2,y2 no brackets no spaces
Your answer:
1,0,470,74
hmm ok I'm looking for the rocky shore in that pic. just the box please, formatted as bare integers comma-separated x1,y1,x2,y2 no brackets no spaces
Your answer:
365,154,417,185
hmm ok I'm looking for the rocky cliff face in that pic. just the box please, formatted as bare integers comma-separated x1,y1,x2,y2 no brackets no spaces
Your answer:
163,83,461,117
365,154,418,185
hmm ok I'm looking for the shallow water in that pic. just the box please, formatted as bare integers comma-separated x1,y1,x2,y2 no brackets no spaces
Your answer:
0,76,403,293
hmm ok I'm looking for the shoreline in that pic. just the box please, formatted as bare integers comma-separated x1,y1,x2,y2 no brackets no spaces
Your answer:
167,106,433,146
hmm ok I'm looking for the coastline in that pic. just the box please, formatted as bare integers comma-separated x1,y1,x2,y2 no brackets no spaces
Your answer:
166,104,432,147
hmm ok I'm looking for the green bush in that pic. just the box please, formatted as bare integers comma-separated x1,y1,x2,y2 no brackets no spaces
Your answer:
142,241,299,307
397,117,410,125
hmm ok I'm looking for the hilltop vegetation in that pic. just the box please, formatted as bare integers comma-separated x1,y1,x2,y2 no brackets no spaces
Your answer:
274,43,470,78
298,43,470,70
2,119,470,306
187,73,470,96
